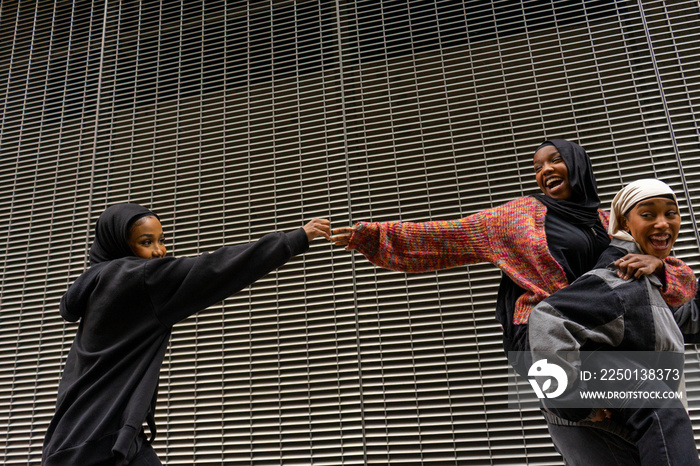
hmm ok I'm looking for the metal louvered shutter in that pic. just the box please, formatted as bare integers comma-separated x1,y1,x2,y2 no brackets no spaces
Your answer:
2,1,700,464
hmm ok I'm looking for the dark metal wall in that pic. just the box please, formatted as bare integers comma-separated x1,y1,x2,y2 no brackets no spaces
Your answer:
2,1,700,464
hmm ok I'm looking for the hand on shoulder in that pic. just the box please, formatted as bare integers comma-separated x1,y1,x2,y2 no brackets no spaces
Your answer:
614,254,663,280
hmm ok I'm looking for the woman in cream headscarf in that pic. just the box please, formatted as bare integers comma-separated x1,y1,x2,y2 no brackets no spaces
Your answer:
608,178,682,262
529,179,699,465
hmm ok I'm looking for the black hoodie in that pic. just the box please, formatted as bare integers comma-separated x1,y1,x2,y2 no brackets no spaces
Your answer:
42,204,309,465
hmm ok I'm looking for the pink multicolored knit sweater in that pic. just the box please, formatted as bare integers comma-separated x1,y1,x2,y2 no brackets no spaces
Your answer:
348,196,696,324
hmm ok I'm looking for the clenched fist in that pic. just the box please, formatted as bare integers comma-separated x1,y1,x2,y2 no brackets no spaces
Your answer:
303,218,331,242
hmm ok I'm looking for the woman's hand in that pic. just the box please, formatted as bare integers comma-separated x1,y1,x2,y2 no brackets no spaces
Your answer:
303,218,331,242
330,226,357,250
614,254,664,280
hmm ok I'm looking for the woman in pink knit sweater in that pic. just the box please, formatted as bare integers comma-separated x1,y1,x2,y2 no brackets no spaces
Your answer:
331,139,696,463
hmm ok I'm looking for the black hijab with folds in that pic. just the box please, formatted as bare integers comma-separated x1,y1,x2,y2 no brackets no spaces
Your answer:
534,139,609,280
88,203,159,266
534,139,604,229
498,139,609,368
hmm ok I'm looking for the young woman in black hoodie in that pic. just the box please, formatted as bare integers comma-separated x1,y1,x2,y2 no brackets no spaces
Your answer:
42,203,331,465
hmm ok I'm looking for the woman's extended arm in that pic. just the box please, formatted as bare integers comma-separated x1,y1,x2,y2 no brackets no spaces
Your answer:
332,214,495,273
330,198,550,274
146,219,330,327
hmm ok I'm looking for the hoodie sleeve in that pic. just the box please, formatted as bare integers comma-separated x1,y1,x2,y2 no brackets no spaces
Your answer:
144,228,309,327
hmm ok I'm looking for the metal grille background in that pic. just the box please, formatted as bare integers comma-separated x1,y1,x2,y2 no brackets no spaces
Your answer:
2,0,700,464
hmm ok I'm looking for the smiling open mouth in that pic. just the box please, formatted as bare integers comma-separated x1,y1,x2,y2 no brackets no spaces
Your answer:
546,177,564,190
649,234,670,250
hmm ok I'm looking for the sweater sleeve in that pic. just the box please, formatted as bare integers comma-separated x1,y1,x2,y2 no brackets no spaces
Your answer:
660,257,697,308
345,197,567,325
144,228,309,327
346,208,502,273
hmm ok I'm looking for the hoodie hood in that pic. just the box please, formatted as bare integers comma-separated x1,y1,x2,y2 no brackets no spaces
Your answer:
62,203,158,322
59,263,108,322
89,203,159,266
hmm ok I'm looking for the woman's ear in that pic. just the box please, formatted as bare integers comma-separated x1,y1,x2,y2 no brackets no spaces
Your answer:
618,215,629,232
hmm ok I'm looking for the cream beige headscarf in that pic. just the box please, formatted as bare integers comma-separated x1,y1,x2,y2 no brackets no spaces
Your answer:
608,178,678,242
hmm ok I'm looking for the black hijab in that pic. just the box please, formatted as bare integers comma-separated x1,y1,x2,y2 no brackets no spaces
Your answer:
88,203,159,266
534,139,601,228
532,138,608,276
501,140,608,369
